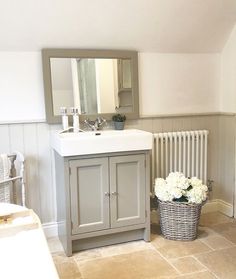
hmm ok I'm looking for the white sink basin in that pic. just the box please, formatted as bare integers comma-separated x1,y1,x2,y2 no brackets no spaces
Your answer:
51,129,153,156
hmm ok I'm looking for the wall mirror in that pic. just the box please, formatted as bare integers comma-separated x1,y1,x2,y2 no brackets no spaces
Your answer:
42,49,139,124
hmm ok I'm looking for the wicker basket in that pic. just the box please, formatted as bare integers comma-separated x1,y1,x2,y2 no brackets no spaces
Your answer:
158,199,203,241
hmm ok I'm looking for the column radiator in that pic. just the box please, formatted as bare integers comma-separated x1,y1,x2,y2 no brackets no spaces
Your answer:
152,130,209,187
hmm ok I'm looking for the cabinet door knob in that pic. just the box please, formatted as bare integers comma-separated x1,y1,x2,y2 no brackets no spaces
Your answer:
111,191,118,196
104,192,110,197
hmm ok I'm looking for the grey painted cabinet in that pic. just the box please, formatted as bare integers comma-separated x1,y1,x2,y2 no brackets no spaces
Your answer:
55,151,150,256
70,154,145,233
109,155,146,228
69,157,110,234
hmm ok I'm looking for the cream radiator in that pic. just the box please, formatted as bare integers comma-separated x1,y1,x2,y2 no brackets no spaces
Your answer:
152,130,209,188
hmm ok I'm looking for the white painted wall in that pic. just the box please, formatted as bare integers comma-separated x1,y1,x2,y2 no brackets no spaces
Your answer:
220,25,236,113
139,53,220,116
0,52,45,123
0,51,221,123
219,24,236,217
0,0,235,53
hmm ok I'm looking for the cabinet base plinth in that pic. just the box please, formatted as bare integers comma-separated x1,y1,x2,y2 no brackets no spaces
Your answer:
72,229,146,253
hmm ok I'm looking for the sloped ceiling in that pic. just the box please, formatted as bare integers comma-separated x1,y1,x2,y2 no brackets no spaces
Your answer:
0,0,236,52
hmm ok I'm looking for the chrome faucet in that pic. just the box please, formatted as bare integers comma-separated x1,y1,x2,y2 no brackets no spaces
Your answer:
84,117,106,131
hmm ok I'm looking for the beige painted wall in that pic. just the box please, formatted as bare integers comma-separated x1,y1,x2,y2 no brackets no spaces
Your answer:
0,52,45,123
139,53,220,116
219,25,236,213
0,51,222,123
220,25,236,113
218,116,235,205
0,114,227,224
0,49,235,223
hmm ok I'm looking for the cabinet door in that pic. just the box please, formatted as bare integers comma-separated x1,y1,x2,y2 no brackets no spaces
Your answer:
109,154,146,228
69,158,110,234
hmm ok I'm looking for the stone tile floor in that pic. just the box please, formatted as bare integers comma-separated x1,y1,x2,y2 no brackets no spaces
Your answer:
48,212,236,279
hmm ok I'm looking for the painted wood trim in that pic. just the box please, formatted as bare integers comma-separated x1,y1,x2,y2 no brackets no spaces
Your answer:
0,119,46,125
0,112,234,125
41,49,139,124
44,199,234,239
140,112,236,119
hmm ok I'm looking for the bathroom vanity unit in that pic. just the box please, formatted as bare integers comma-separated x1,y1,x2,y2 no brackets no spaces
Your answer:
52,129,152,256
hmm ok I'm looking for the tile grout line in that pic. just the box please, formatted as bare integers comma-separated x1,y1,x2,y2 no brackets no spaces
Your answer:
151,242,220,278
198,238,216,251
162,254,203,261
184,255,207,272
173,271,210,278
149,235,222,277
72,257,85,279
74,246,155,265
192,255,221,279
52,216,236,277
152,247,221,279
169,256,208,278
151,246,182,276
198,227,236,248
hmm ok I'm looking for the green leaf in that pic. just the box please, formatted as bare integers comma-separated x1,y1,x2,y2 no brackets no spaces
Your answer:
112,114,126,122
173,196,188,202
187,185,193,191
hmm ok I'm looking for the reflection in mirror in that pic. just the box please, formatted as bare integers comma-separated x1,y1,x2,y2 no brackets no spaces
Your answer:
50,58,132,116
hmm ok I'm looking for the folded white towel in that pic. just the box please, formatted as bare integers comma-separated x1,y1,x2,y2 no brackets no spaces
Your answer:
0,154,11,202
0,154,10,182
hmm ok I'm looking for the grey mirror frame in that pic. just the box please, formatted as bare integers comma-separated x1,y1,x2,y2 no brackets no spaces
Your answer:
42,49,139,124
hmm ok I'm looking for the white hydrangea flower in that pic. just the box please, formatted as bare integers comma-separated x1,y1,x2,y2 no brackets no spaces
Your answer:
155,184,173,201
154,172,208,204
155,178,172,201
190,177,203,187
199,184,208,192
166,172,189,190
186,186,207,204
168,186,182,199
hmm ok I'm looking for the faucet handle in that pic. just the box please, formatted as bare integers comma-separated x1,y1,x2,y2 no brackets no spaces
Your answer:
84,118,94,124
96,117,106,125
84,118,95,129
84,117,106,131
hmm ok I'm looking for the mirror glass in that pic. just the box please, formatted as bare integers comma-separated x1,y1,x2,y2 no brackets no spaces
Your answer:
42,49,139,124
50,58,132,115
